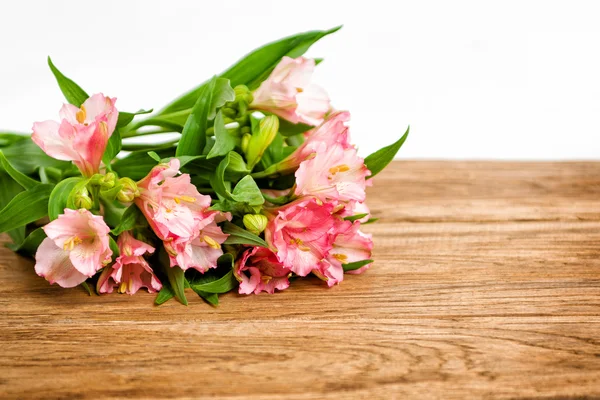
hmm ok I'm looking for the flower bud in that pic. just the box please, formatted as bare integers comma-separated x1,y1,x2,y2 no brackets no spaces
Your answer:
116,177,140,203
241,133,252,154
73,186,93,210
245,115,279,169
243,214,268,236
100,172,117,189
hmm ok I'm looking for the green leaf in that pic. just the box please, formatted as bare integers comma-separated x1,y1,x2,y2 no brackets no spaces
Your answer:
1,139,71,175
210,152,235,201
102,128,122,167
81,281,93,296
231,175,264,206
342,259,373,272
344,213,368,222
112,149,175,180
48,177,84,220
176,77,235,157
0,150,40,189
0,184,53,233
363,218,379,225
207,111,237,159
147,151,161,162
208,79,236,120
108,236,120,258
165,264,188,305
0,171,25,243
162,155,205,169
7,227,46,254
117,109,153,128
364,127,409,178
222,222,268,247
0,132,29,147
278,119,313,136
110,204,141,236
197,291,219,306
155,280,175,305
159,26,341,115
47,56,89,107
189,270,237,294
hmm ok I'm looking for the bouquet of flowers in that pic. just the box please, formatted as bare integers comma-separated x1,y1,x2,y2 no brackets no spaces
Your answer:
0,27,408,305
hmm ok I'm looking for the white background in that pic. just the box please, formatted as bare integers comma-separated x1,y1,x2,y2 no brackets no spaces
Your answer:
0,0,599,159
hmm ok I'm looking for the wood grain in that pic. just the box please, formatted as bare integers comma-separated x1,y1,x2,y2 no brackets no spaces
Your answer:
1,161,599,400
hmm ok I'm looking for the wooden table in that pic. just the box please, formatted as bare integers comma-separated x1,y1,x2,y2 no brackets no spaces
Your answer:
1,161,599,399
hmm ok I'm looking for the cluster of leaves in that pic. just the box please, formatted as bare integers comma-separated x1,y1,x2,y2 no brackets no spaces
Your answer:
0,26,408,306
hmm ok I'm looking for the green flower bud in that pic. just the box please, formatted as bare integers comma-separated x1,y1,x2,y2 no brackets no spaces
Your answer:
101,172,117,189
245,115,279,169
243,214,268,236
241,133,252,154
73,186,93,210
116,177,140,203
234,85,251,102
221,107,238,118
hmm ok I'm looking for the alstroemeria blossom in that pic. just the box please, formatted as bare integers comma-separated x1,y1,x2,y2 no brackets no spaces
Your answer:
97,231,161,295
235,247,291,295
35,209,112,288
135,159,212,242
295,142,370,203
32,93,118,177
317,220,374,285
251,56,330,126
273,111,354,174
264,197,335,276
165,214,230,273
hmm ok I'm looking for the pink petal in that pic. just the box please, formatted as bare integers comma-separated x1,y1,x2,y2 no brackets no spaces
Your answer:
34,238,88,288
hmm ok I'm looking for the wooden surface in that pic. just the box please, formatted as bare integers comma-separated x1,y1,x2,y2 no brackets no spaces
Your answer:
1,161,600,399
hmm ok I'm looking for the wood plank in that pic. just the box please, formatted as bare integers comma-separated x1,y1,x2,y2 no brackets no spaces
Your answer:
1,161,599,399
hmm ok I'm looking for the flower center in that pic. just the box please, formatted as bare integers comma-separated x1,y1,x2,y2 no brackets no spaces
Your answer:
289,238,311,252
333,253,348,262
63,236,82,251
329,164,350,175
201,235,221,250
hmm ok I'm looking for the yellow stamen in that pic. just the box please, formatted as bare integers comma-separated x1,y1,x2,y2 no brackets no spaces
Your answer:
123,245,132,257
329,164,351,175
63,236,82,251
203,235,221,249
333,253,348,262
76,105,86,124
179,195,197,203
118,281,127,293
261,275,273,284
296,87,304,93
174,197,181,204
128,279,133,292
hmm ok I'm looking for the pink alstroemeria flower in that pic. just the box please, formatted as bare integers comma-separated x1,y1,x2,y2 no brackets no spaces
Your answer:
135,159,212,243
271,111,354,175
32,93,118,177
251,56,330,126
295,142,370,203
165,214,230,273
97,231,161,295
264,197,335,276
317,220,374,286
235,247,291,295
35,209,112,288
